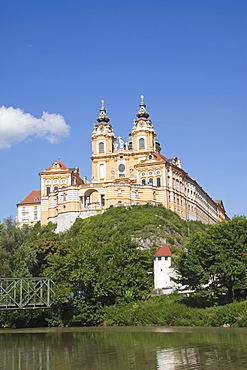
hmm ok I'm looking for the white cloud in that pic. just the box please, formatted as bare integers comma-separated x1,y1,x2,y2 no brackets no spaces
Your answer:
0,106,70,149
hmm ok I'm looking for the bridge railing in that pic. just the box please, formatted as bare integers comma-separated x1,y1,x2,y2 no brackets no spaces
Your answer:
0,277,57,310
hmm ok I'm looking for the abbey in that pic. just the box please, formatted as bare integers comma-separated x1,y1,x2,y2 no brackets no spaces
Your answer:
17,96,227,231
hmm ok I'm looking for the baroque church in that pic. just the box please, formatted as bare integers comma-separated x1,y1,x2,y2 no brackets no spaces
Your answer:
17,96,227,232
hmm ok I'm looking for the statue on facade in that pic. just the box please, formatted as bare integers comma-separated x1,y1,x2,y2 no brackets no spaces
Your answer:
118,136,125,149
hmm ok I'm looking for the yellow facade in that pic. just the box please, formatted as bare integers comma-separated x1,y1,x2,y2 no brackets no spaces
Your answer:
38,96,228,231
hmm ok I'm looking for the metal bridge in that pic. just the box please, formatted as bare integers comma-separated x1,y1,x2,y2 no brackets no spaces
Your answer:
0,277,57,310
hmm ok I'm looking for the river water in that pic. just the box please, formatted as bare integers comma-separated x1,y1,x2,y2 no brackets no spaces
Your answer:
1,326,247,370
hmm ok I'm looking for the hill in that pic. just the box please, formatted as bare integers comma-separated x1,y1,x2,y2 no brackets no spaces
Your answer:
65,203,210,251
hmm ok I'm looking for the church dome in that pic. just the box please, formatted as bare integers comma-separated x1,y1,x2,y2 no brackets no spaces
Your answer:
136,95,150,119
126,134,132,148
96,100,110,123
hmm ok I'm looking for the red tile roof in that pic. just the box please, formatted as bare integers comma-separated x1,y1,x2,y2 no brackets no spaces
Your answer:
153,152,167,161
45,160,68,171
140,152,167,163
154,245,172,257
17,190,41,205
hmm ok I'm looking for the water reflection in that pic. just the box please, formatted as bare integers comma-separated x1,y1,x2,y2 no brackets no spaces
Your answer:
1,327,247,370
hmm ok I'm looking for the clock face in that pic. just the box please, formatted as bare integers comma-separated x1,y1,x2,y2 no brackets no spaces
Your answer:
139,121,145,128
99,125,105,132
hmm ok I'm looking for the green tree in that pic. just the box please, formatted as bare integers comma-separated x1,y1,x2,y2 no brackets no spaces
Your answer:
45,235,153,325
0,217,31,277
175,216,247,304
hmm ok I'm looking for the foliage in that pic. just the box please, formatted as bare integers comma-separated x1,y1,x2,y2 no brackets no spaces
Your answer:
0,204,225,327
175,216,247,304
45,236,154,325
101,295,247,327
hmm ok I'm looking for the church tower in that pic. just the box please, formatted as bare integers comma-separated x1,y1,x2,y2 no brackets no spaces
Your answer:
91,100,116,183
130,95,161,154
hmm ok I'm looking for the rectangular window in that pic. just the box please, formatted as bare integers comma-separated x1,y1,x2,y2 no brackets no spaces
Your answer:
99,164,105,179
139,138,145,149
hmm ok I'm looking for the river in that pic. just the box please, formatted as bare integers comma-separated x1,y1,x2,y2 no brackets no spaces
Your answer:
1,326,247,369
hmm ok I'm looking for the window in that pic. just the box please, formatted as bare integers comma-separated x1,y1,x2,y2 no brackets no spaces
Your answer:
141,172,146,177
139,138,145,149
54,186,58,192
54,179,58,184
46,187,50,196
46,180,51,185
118,164,125,172
158,257,162,261
99,142,104,153
149,178,153,185
34,213,38,220
135,190,139,199
63,193,67,201
117,189,122,197
34,206,37,210
157,177,161,187
61,179,66,184
99,164,105,178
149,171,153,176
142,179,146,185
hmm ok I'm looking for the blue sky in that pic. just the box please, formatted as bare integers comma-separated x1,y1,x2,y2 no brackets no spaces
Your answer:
0,0,246,222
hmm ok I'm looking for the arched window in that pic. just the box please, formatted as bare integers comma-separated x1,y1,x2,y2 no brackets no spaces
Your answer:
142,179,146,185
99,142,104,153
46,187,50,196
149,178,153,185
54,186,58,192
139,138,145,149
156,177,161,187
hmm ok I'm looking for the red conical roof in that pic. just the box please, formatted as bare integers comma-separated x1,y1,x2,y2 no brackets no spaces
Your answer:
154,245,172,257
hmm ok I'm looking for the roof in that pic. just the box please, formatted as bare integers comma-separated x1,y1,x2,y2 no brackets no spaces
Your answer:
153,152,167,161
140,152,167,163
45,160,69,171
17,190,41,205
154,245,172,257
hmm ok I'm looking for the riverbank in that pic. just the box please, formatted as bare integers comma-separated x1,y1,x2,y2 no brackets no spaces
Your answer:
1,295,247,328
101,295,247,327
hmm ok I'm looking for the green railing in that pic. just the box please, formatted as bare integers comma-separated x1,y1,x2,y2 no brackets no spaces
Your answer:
0,278,57,310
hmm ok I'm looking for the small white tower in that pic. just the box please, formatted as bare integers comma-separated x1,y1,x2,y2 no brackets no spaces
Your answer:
153,245,177,294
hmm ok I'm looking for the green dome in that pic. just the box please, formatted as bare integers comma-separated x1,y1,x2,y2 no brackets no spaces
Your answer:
126,134,132,143
126,134,132,148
